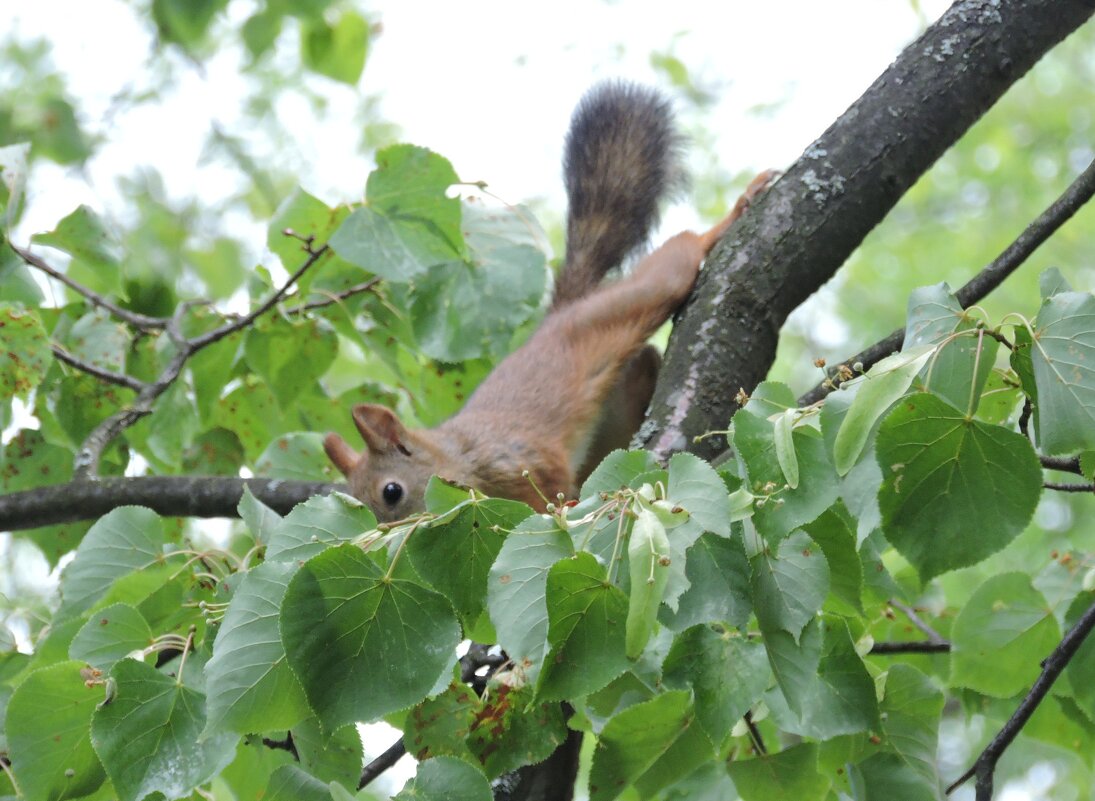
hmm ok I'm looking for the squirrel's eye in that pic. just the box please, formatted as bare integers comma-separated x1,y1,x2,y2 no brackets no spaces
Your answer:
382,482,403,506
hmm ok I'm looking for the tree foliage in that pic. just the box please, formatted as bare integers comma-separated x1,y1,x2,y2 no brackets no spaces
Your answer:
3,2,1095,801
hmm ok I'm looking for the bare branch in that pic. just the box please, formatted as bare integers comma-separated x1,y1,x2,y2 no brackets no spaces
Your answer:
11,242,167,332
889,598,947,644
187,243,330,351
946,594,1095,799
1041,455,1083,474
289,277,383,314
799,153,1095,406
73,347,189,478
51,345,147,392
358,739,407,790
1044,481,1095,493
870,640,951,655
0,476,342,531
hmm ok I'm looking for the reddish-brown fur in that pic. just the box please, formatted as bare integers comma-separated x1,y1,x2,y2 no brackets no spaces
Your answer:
324,176,771,521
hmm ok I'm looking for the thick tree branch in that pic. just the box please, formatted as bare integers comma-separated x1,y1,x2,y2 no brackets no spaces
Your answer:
946,594,1095,799
638,0,1095,461
799,153,1095,405
0,476,342,531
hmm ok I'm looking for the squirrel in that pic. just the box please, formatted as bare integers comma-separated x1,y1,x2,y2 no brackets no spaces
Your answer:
323,82,772,522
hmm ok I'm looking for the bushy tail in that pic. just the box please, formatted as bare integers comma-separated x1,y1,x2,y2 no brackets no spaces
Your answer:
552,82,686,309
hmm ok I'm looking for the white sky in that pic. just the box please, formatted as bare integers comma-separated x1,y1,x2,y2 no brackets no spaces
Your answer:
11,0,953,247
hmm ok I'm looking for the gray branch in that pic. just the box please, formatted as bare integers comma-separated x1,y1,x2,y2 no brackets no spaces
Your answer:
638,0,1095,462
0,477,342,531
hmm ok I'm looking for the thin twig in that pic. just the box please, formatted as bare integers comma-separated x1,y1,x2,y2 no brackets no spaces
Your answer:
799,155,1095,406
869,640,951,654
1041,455,1083,474
1044,481,1095,493
261,733,299,760
187,243,330,350
743,710,767,755
358,738,407,790
70,244,330,476
290,277,383,314
11,242,167,331
889,598,947,643
946,594,1095,799
51,345,148,392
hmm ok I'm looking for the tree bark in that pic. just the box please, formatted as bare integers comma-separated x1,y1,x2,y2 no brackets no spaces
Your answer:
638,0,1095,463
0,476,341,531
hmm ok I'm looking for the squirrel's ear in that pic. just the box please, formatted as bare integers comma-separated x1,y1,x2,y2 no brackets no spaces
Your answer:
323,433,360,476
351,404,411,455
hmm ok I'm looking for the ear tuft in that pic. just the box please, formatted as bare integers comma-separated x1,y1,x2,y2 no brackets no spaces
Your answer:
351,404,411,455
323,433,360,476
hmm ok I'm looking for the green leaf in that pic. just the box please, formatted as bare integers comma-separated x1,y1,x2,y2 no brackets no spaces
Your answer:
404,683,478,762
31,206,124,296
330,206,436,282
256,431,340,482
856,664,944,800
487,514,573,684
268,188,349,272
667,452,733,537
291,717,363,789
804,506,863,614
264,764,331,801
407,203,547,362
408,497,533,624
726,743,829,801
537,552,630,702
1030,290,1095,453
204,561,311,736
151,0,226,47
265,492,376,562
6,661,106,801
626,508,671,658
0,248,43,306
467,684,567,778
281,543,460,730
90,658,237,801
0,302,49,399
1040,267,1073,299
244,316,338,408
876,393,1042,580
238,485,282,544
68,603,152,671
833,346,933,475
751,530,829,642
662,625,770,745
588,690,712,801
581,449,660,496
212,378,280,462
330,145,464,279
0,142,31,224
950,572,1060,698
394,756,491,801
65,310,129,374
773,409,800,488
766,616,879,739
31,98,93,165
301,9,369,85
59,507,165,620
733,382,839,540
242,7,284,59
660,532,752,632
367,145,462,254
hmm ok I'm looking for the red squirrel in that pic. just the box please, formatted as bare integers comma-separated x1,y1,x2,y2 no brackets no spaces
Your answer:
323,83,770,521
